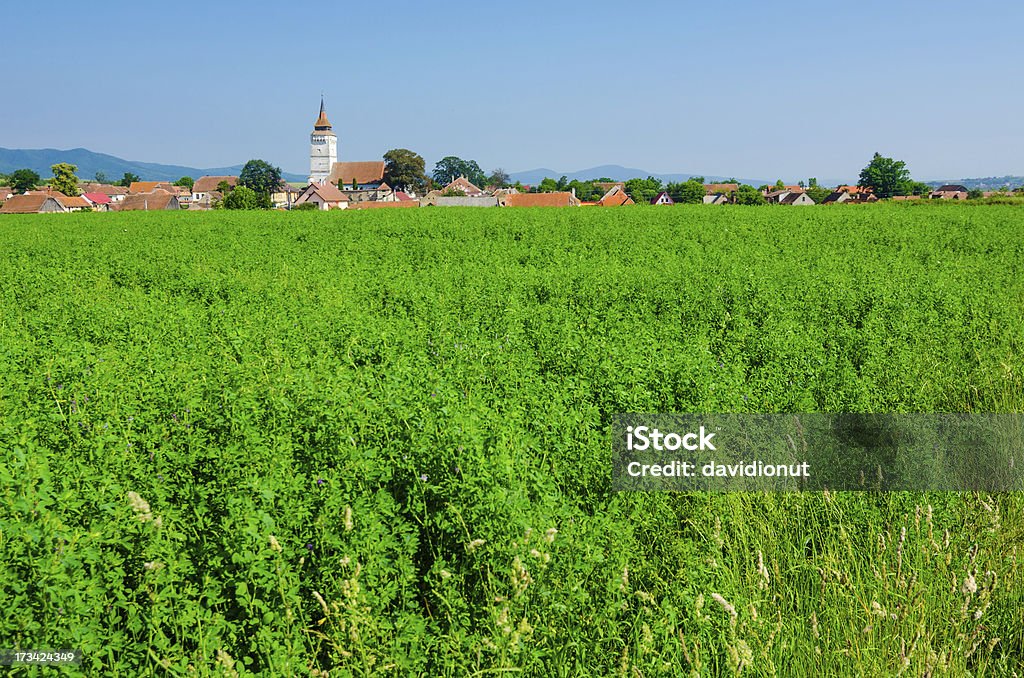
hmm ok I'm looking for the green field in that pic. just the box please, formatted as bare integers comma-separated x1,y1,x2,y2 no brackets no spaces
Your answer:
2,206,1023,676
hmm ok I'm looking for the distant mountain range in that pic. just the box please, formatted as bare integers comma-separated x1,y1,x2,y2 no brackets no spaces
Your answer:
924,176,1024,191
0,147,307,183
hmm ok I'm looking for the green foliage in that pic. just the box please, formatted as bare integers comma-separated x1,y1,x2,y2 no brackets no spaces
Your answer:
806,185,831,204
238,160,283,202
9,168,40,193
909,181,933,196
50,163,81,197
217,180,234,195
291,202,318,211
222,185,265,210
968,188,984,200
383,149,428,193
94,171,109,184
174,176,195,191
1,207,1022,675
858,152,912,199
119,172,140,188
735,183,767,205
624,176,663,204
667,179,706,204
487,168,510,188
432,156,486,189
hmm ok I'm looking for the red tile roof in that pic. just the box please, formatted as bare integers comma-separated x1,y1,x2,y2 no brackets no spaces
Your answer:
327,162,385,186
117,191,180,211
83,192,112,204
0,194,63,213
193,176,239,193
441,177,483,195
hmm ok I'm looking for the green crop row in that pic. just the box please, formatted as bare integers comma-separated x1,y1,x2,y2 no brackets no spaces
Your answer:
1,206,1022,676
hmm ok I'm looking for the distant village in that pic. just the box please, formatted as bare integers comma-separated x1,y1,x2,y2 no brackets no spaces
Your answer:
1,100,1019,215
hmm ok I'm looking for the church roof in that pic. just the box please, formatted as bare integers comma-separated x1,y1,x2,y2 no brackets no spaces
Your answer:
314,97,333,131
328,161,386,186
193,176,239,193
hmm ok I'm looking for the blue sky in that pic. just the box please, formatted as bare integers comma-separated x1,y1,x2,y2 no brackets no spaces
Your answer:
2,0,1021,182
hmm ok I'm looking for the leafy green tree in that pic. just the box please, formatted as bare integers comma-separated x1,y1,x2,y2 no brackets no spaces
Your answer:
383,149,428,193
908,181,932,196
432,156,486,189
858,152,912,199
487,168,511,188
9,169,40,193
291,202,318,211
735,184,766,205
51,163,80,196
774,179,786,190
217,180,234,195
174,176,195,191
238,159,282,203
537,177,560,193
806,185,831,204
119,172,140,187
624,177,663,205
94,171,109,184
222,186,262,210
667,179,705,204
967,188,984,200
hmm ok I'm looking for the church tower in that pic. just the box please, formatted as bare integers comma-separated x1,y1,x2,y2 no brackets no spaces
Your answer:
309,97,337,184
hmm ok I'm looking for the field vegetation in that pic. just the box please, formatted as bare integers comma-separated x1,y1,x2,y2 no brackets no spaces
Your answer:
1,206,1023,675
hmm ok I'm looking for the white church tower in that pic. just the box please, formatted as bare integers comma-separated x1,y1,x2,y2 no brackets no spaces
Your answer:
308,97,337,184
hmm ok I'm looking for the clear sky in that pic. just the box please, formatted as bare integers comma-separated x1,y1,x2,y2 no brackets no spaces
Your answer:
2,0,1021,182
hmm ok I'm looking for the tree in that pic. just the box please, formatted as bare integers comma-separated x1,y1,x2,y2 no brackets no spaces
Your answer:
51,163,80,196
858,152,912,199
735,184,766,205
967,188,984,200
174,176,195,191
667,179,705,204
908,181,932,196
624,176,663,205
383,149,428,193
537,178,560,193
238,159,282,207
217,180,235,195
119,172,140,187
432,156,486,189
487,168,511,188
805,185,831,204
94,171,109,184
222,186,262,210
9,169,41,193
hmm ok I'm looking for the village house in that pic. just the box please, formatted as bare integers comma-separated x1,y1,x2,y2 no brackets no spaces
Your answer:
192,176,239,205
82,193,113,211
703,183,737,204
439,176,485,197
26,189,92,211
650,191,674,205
0,186,14,201
823,189,879,204
0,194,66,214
929,184,969,200
117,190,181,211
293,182,349,210
423,195,499,207
779,192,815,205
596,185,634,206
79,183,128,202
765,189,815,205
271,182,301,209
